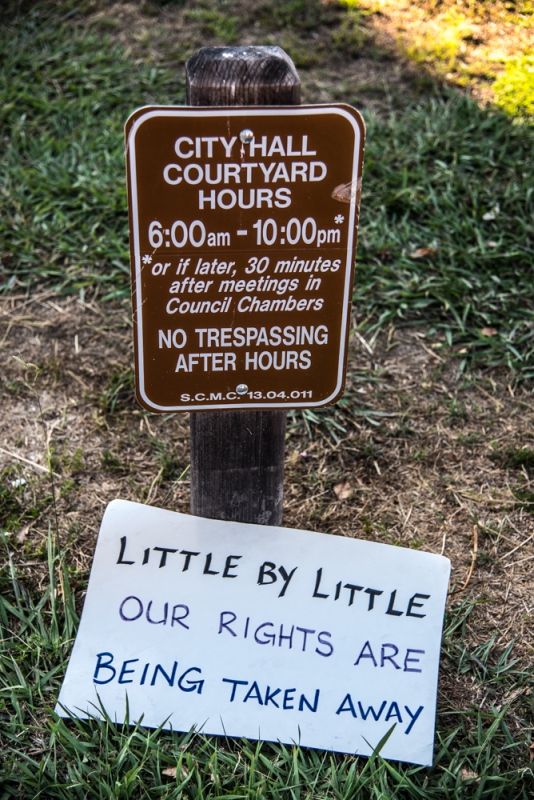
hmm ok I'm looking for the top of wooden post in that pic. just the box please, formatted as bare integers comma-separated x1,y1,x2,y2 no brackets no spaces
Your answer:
186,46,301,107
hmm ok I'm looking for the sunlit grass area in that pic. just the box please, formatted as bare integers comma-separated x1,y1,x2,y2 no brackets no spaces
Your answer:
493,55,534,116
358,0,534,114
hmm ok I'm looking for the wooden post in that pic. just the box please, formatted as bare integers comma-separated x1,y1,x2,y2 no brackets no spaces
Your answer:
186,46,300,525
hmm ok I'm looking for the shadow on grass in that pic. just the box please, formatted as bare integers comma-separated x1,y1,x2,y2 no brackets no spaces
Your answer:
1,6,533,378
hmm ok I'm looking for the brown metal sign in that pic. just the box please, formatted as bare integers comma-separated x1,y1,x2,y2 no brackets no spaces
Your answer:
125,105,365,412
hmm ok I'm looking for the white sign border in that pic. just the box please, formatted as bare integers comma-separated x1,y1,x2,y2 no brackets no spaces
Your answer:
126,105,363,412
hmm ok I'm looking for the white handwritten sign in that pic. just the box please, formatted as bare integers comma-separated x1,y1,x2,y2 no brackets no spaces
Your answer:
56,500,450,765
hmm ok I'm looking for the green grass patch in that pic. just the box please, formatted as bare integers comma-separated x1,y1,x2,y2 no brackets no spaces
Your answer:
1,537,532,797
257,0,332,32
2,13,533,376
100,449,126,474
494,56,534,117
511,484,534,512
357,94,534,379
0,13,181,299
1,12,534,376
0,483,24,532
0,469,51,532
491,446,534,473
182,7,239,44
99,367,136,414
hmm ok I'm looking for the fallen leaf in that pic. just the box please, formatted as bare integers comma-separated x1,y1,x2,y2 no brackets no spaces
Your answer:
162,767,177,778
461,768,478,781
334,481,353,500
16,525,30,543
483,203,500,221
480,327,498,337
530,743,534,762
483,204,500,221
287,450,300,466
331,179,359,203
409,247,439,258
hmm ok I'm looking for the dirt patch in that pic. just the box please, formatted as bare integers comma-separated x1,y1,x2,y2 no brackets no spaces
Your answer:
77,0,534,113
80,0,431,115
1,292,533,694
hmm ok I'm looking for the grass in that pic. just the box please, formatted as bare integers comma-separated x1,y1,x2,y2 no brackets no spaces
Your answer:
182,8,239,44
1,3,534,797
1,9,533,376
491,446,534,473
360,0,534,109
0,12,181,300
356,93,534,379
493,57,534,117
402,7,474,74
1,534,532,797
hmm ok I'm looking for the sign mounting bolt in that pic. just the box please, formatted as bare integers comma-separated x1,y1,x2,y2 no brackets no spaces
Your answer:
236,384,249,395
239,129,254,144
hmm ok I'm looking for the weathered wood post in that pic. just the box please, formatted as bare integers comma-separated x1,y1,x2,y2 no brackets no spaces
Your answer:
186,47,301,525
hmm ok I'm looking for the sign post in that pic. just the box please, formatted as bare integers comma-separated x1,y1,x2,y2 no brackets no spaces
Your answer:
125,46,365,524
187,47,299,526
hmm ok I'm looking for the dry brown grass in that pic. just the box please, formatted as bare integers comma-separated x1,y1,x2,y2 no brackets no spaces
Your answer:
1,292,533,682
78,0,534,112
80,0,430,114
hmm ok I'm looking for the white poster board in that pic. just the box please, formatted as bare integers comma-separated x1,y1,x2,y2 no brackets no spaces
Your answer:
57,500,450,766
